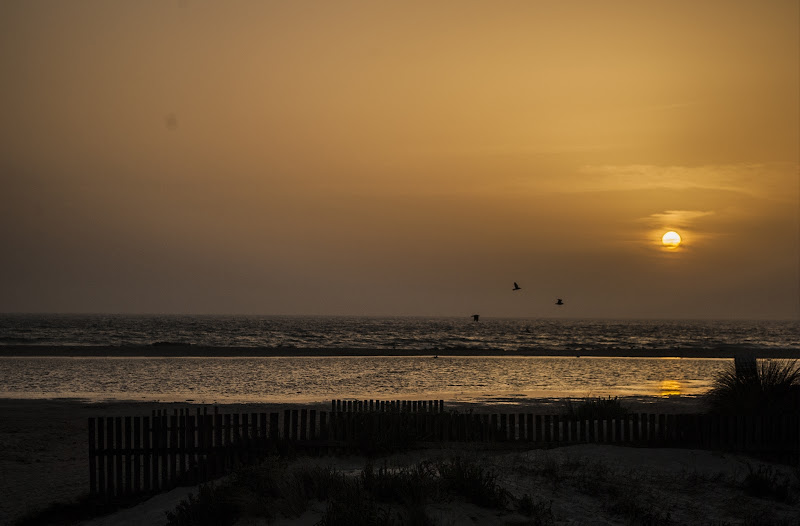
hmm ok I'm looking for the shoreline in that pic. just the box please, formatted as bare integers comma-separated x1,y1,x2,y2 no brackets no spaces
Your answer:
2,344,799,358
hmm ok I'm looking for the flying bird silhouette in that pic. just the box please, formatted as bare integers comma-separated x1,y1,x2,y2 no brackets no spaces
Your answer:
555,298,564,305
513,282,521,291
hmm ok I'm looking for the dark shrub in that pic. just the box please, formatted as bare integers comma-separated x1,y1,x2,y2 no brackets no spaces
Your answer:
705,359,800,415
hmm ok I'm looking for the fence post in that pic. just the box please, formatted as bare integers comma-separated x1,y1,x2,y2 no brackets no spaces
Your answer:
319,411,328,441
177,413,186,483
150,415,159,492
106,417,115,496
240,413,250,466
88,418,97,495
133,416,141,493
97,417,106,497
541,415,549,443
161,418,175,489
258,412,267,443
269,413,279,441
182,414,192,484
523,414,531,442
124,416,132,496
142,416,151,493
113,417,122,497
205,412,214,481
669,414,678,445
208,412,216,480
212,413,222,477
194,414,203,484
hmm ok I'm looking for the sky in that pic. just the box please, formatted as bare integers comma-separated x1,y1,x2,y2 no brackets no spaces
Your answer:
1,0,798,319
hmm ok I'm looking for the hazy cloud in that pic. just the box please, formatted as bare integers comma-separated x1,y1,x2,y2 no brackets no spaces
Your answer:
640,210,715,229
577,163,798,201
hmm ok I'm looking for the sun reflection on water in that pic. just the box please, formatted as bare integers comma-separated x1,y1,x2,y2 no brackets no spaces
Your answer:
0,356,727,403
659,379,682,397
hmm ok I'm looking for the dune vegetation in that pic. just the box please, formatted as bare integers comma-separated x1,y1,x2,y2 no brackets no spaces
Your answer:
705,359,800,415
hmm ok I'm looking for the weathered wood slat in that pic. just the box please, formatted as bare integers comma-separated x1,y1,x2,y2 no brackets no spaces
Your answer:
88,418,97,495
124,416,132,495
106,417,115,496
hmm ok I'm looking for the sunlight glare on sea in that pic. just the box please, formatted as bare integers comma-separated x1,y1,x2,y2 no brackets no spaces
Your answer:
0,355,728,404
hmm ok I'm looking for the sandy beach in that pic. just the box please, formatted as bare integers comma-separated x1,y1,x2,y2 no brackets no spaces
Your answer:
2,395,798,525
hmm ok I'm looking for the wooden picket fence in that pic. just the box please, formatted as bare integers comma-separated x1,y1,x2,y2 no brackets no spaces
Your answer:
88,403,800,499
330,399,445,413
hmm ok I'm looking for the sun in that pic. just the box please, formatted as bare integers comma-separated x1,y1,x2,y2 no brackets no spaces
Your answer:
661,231,682,249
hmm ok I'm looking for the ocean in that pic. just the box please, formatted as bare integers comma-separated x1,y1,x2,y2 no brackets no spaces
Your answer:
1,315,798,404
1,314,798,353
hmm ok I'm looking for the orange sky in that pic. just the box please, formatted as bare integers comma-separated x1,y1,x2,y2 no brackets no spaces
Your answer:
1,0,798,318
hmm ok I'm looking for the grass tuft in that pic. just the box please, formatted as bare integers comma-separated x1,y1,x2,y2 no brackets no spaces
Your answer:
705,359,800,415
561,396,631,421
740,463,797,504
361,460,440,507
436,456,510,508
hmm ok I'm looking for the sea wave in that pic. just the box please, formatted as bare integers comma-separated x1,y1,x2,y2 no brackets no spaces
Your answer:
0,315,798,356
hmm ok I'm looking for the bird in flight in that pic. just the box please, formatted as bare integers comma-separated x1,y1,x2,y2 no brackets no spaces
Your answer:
555,298,564,305
513,282,521,291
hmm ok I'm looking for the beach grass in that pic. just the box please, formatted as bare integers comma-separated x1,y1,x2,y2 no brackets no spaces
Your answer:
705,358,800,415
157,446,800,526
559,395,631,421
164,456,537,526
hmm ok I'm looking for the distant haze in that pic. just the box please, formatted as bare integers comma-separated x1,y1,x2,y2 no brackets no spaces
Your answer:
1,1,798,319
